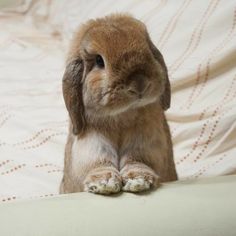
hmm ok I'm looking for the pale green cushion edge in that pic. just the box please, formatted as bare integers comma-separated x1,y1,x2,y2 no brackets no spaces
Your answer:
0,175,235,236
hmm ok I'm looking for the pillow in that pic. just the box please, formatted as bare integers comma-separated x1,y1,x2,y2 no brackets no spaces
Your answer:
0,175,235,236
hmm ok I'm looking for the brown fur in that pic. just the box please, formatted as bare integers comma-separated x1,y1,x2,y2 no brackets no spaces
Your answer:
60,14,177,195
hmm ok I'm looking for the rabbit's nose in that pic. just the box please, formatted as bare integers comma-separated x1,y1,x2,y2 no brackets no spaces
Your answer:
128,73,146,94
135,74,146,94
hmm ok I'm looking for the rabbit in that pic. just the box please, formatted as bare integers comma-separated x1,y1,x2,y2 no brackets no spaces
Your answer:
60,14,177,195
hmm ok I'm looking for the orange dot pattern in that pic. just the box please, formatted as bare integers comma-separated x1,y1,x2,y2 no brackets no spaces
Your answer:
1,164,26,175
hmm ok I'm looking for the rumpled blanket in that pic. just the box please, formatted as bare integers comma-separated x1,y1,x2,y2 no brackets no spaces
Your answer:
0,0,235,202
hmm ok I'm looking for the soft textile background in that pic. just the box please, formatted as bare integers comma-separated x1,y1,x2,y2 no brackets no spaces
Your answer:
0,0,236,202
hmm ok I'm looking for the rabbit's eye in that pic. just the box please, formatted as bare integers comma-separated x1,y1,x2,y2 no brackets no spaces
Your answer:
95,55,105,68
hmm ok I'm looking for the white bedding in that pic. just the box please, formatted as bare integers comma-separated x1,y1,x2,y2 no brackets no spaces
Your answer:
0,0,236,202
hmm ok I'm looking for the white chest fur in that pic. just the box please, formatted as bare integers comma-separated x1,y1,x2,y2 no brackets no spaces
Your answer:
71,132,118,174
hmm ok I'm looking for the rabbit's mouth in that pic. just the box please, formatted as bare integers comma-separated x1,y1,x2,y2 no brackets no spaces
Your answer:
86,91,158,117
105,96,158,116
83,79,160,117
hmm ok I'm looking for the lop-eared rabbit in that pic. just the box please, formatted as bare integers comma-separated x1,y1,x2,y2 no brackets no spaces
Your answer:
60,14,177,195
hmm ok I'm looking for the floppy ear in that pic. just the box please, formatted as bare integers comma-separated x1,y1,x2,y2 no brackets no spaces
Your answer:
62,58,86,135
147,38,171,110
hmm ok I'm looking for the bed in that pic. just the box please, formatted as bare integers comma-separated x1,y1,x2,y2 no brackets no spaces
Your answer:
0,0,235,235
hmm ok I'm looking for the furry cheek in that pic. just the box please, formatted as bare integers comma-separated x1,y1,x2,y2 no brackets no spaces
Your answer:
83,70,108,107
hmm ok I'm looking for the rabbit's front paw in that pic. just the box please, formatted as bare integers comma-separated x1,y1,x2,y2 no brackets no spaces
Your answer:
83,167,122,195
121,164,159,193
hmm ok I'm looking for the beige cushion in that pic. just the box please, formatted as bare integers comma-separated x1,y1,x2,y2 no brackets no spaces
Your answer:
0,175,235,236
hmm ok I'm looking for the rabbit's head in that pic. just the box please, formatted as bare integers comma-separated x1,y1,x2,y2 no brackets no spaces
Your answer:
63,14,170,135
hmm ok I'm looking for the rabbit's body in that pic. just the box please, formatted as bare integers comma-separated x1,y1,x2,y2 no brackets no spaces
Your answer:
60,14,177,194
